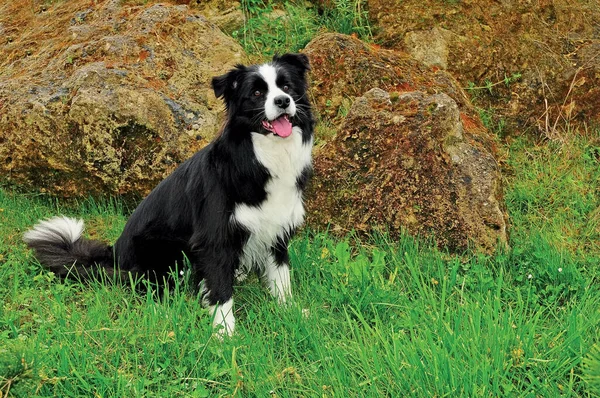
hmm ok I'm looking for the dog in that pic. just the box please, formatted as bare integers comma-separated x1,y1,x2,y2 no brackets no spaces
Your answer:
23,53,314,336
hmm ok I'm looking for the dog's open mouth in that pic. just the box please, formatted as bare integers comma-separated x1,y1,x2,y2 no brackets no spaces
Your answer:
261,114,293,138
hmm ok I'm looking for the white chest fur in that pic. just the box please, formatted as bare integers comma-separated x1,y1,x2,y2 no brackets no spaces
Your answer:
232,126,312,273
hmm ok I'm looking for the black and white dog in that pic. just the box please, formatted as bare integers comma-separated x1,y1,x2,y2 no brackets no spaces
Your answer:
23,53,314,335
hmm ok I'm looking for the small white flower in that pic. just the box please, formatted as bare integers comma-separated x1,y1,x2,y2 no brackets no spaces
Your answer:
558,268,563,273
527,274,533,279
179,270,184,276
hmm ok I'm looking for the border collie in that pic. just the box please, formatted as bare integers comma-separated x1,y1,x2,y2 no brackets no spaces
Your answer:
23,53,314,336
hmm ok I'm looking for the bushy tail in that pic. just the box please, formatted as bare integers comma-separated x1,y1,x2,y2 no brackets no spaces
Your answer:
23,216,124,283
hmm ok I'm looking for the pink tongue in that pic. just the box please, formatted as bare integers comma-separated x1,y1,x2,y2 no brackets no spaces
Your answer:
271,116,293,137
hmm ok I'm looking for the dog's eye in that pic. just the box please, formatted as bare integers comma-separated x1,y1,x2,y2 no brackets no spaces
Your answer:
254,90,263,97
282,85,289,92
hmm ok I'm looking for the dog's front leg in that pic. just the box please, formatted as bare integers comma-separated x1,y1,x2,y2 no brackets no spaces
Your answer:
265,238,292,303
265,258,292,303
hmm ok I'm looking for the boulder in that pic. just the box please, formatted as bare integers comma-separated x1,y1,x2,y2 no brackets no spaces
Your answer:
0,1,245,197
309,88,507,252
304,34,507,252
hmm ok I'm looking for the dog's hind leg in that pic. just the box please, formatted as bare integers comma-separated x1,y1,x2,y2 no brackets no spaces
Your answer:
196,252,237,336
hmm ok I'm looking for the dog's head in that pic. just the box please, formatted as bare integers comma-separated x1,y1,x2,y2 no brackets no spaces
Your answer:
212,53,311,138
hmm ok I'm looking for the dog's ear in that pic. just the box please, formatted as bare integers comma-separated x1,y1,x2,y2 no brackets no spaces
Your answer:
211,74,229,99
212,65,245,100
274,53,310,75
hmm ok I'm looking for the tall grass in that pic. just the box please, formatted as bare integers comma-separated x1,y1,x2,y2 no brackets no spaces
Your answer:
505,131,600,292
1,128,600,396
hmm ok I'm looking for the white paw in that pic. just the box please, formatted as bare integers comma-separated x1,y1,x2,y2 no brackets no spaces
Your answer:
209,299,235,337
265,262,292,303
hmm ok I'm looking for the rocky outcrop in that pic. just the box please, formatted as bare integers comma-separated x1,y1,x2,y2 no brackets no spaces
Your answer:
1,4,509,251
304,34,507,252
0,1,245,197
368,0,600,133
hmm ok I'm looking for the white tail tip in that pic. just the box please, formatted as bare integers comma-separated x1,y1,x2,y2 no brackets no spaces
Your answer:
23,216,84,245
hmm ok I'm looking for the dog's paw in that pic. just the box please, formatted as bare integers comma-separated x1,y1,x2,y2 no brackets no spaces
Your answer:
212,323,235,340
234,268,248,282
209,300,235,339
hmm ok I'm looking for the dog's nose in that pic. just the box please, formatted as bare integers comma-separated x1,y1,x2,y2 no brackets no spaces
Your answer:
274,95,291,109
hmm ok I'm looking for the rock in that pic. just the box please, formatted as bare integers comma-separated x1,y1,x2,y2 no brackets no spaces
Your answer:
367,0,600,131
0,2,245,198
304,33,506,252
403,27,452,70
303,33,471,121
308,88,507,252
195,0,244,34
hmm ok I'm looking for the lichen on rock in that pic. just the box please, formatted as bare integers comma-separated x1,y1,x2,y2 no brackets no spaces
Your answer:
0,1,245,198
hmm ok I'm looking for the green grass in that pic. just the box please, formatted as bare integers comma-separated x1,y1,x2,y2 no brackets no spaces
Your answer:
506,133,600,258
233,0,372,57
1,130,600,396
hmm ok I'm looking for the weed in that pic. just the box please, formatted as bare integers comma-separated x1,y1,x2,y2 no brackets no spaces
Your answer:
478,107,507,136
465,73,521,138
234,0,317,57
323,0,372,39
583,344,600,395
465,72,522,99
